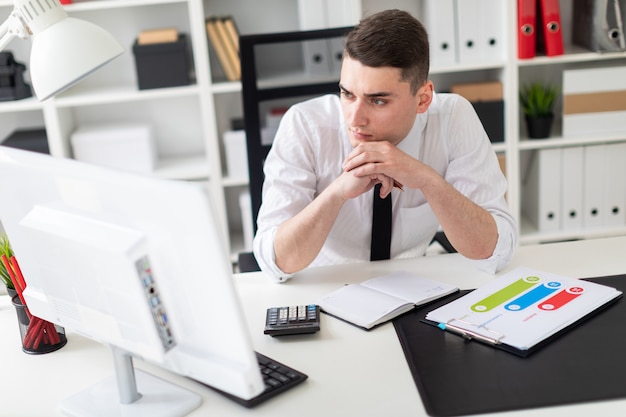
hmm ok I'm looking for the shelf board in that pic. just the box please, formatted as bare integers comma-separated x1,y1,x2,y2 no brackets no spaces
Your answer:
64,0,189,13
518,46,626,67
222,176,249,187
519,216,626,245
430,60,507,74
0,96,43,113
53,84,200,107
519,134,626,151
210,81,242,94
153,154,210,180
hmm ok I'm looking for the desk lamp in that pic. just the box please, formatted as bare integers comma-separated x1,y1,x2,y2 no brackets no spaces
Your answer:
0,0,123,100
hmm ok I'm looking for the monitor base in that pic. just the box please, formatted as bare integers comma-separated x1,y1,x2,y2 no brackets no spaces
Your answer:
61,369,201,417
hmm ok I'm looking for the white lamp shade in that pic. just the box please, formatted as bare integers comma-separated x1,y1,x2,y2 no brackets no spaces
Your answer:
29,17,124,100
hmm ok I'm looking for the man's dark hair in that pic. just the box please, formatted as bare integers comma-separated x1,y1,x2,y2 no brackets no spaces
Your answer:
345,9,429,94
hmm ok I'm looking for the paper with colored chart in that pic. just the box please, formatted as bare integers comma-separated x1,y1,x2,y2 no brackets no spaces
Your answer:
426,267,622,351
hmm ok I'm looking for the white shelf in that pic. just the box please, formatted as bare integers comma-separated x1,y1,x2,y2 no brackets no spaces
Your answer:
222,176,249,187
153,154,210,180
0,97,42,113
64,0,189,12
518,45,626,67
53,84,200,107
520,216,626,245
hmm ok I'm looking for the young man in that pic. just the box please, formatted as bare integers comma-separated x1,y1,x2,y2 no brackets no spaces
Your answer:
253,9,517,282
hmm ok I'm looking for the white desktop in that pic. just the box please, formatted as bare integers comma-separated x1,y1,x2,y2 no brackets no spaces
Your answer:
0,147,266,416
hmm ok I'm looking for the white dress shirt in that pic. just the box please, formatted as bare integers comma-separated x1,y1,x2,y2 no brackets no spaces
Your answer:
253,93,517,281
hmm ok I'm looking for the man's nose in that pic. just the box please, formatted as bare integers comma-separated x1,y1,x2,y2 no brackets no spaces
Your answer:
349,99,368,126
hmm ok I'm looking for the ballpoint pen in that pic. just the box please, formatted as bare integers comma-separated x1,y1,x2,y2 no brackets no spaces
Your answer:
393,179,404,192
437,321,503,345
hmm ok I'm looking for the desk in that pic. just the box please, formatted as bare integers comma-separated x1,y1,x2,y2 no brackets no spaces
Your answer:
2,236,625,416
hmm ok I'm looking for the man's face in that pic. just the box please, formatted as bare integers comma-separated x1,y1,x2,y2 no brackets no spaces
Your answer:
339,56,426,148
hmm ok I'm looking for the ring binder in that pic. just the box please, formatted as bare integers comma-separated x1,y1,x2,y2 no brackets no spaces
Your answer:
573,0,626,52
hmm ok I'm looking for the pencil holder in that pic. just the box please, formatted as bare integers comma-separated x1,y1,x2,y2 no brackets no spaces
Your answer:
11,295,67,354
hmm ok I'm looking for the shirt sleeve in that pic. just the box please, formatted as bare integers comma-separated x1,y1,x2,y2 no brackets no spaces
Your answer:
469,213,518,274
252,105,319,282
253,227,294,282
443,95,518,272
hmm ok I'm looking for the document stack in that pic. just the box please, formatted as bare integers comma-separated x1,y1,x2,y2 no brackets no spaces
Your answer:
522,144,626,233
422,0,505,68
517,0,564,59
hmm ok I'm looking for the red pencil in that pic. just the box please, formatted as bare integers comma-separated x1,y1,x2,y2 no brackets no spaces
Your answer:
9,256,27,293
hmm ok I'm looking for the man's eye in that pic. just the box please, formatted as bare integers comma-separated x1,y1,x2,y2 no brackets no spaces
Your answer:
341,91,353,99
372,98,386,105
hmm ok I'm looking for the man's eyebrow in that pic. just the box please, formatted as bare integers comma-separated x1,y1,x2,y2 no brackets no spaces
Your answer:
364,91,393,98
338,84,393,97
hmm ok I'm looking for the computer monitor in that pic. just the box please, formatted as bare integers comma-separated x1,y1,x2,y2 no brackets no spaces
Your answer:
0,146,265,417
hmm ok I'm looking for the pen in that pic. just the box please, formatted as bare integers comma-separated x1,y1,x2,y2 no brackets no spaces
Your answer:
393,180,404,192
437,322,502,345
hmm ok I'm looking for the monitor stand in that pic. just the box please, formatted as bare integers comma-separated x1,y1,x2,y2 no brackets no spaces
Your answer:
60,346,202,417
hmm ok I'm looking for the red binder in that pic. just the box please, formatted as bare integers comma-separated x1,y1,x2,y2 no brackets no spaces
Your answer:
517,0,536,59
539,0,564,56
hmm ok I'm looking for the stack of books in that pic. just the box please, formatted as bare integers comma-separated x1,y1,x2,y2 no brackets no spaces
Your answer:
206,16,240,81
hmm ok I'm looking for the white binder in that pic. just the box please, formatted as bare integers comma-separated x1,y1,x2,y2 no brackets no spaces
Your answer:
298,0,331,76
455,0,482,64
327,37,345,76
582,144,606,228
561,146,584,231
297,0,356,76
422,0,458,67
302,40,332,76
297,0,327,30
603,142,626,227
522,148,561,232
478,0,505,62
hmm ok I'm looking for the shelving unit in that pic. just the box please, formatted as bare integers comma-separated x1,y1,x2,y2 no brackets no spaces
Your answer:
0,0,230,251
1,0,625,266
514,2,626,245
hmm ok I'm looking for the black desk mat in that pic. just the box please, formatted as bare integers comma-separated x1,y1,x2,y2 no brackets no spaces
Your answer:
393,274,626,416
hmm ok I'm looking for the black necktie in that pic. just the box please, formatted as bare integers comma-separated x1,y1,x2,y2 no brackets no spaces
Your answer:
370,183,392,261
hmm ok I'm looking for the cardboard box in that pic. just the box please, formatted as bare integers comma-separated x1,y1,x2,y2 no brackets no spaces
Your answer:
451,81,504,143
563,66,626,137
71,123,157,173
450,81,503,102
133,34,191,90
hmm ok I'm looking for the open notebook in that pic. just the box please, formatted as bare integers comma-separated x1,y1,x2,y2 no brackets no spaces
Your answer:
318,271,458,330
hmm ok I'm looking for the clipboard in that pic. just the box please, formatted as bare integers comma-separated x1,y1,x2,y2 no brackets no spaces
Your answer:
393,274,626,416
420,267,622,357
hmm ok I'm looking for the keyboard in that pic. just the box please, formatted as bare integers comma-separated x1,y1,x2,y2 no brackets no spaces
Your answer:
203,351,308,408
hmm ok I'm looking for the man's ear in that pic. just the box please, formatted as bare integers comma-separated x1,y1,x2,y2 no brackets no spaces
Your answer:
415,81,434,113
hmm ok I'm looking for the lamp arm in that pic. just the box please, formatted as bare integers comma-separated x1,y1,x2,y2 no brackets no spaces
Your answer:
0,9,32,52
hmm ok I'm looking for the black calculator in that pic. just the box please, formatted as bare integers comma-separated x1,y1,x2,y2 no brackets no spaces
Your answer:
264,304,320,336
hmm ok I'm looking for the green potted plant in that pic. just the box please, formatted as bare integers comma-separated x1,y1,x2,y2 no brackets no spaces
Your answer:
0,235,16,297
519,82,560,139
